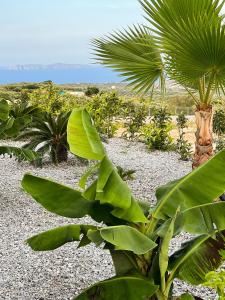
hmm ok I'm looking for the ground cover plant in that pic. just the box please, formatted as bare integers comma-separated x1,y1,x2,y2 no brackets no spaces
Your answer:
93,0,225,167
21,108,225,300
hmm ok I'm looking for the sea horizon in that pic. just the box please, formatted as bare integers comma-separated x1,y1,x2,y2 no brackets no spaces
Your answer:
0,64,122,84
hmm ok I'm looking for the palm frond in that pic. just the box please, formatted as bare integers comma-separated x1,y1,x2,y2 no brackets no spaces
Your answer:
140,0,225,95
92,25,164,93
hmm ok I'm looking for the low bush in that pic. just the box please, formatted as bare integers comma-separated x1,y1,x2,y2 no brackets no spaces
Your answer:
21,108,225,300
122,101,148,140
213,109,225,153
85,86,100,97
28,82,80,115
176,112,192,161
141,107,173,151
86,91,122,138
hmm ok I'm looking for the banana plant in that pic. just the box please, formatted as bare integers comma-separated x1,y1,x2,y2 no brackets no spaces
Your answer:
22,108,225,300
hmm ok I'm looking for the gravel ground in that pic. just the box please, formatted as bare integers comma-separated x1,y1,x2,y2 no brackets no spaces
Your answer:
0,138,215,299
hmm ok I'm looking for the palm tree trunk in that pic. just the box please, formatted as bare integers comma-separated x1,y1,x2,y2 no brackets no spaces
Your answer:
51,144,68,164
56,144,68,163
192,106,213,168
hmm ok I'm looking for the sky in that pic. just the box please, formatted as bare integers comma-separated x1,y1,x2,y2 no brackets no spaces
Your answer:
0,0,142,66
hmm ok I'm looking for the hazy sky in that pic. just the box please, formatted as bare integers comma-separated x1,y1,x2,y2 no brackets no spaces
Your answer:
0,0,142,65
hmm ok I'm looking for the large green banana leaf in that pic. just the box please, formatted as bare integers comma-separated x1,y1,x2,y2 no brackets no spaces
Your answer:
168,231,225,284
177,202,225,234
96,156,131,209
110,250,138,276
100,225,156,255
28,224,156,255
22,174,123,225
22,174,93,218
74,276,158,300
0,99,9,121
67,109,105,160
153,150,225,219
27,224,95,251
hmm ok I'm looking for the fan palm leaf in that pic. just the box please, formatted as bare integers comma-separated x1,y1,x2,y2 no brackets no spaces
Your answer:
93,25,164,93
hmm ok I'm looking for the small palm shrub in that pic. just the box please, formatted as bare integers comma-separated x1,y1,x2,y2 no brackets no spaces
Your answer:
141,107,173,150
86,91,122,138
176,113,192,161
17,112,70,164
22,108,225,300
122,101,148,140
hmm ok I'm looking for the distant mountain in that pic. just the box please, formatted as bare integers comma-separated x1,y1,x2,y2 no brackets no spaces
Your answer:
0,64,121,84
0,63,98,71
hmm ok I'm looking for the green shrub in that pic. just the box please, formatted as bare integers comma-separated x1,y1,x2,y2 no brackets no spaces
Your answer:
213,109,225,136
141,107,173,150
28,82,80,115
176,112,192,161
21,108,225,300
86,91,122,138
213,109,225,153
122,101,148,140
85,86,100,97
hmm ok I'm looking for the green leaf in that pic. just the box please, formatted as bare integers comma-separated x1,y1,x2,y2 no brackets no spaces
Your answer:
93,25,164,94
0,99,9,121
112,197,148,223
96,156,132,210
153,150,225,219
67,108,105,160
169,231,225,285
27,224,95,251
22,174,124,225
22,174,93,218
82,160,147,223
177,202,225,234
159,214,176,290
100,225,157,255
74,276,158,300
79,162,100,189
110,250,138,276
87,229,103,246
0,146,41,163
5,115,32,137
180,293,196,300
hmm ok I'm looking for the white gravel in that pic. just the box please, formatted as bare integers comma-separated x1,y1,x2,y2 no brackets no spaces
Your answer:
0,138,215,299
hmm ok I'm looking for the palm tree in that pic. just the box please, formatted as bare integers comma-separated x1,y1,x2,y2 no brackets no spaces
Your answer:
93,0,225,167
17,112,70,164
